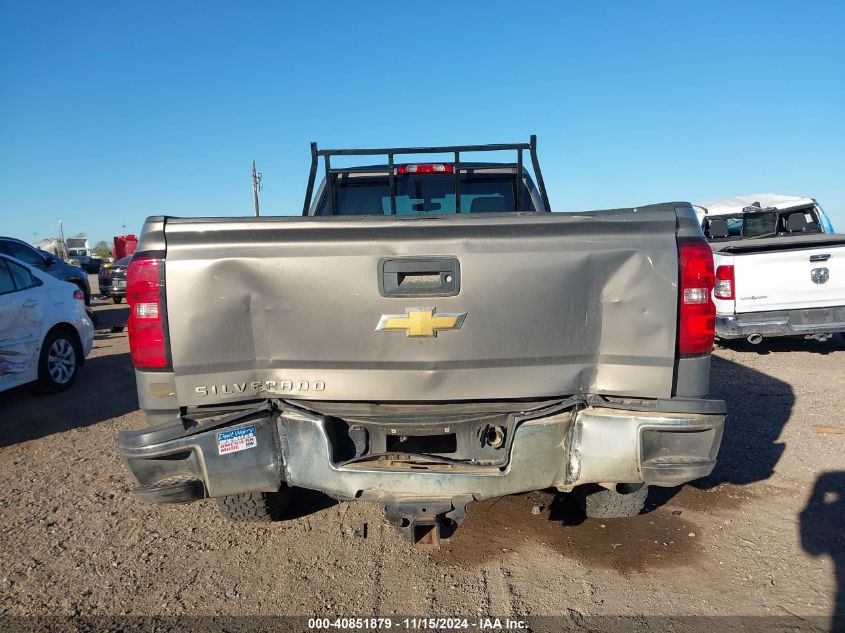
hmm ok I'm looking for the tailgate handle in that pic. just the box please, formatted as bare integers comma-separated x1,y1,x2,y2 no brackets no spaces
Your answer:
810,253,831,262
379,257,460,297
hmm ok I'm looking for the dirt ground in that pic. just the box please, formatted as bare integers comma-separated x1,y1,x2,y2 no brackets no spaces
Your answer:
1,282,843,630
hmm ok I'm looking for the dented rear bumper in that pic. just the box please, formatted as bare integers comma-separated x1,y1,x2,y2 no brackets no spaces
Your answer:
118,398,725,504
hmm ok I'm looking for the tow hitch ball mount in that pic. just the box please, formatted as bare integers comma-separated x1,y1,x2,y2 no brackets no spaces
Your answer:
384,496,472,549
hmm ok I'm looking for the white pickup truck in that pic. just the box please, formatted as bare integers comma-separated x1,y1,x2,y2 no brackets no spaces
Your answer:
697,194,845,344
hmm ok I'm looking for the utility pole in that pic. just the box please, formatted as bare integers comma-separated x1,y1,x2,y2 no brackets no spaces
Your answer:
58,220,67,260
252,161,262,217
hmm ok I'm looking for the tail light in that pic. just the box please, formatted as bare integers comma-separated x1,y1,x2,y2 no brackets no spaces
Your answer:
73,289,85,302
397,164,454,174
126,254,168,368
678,238,716,356
714,265,735,300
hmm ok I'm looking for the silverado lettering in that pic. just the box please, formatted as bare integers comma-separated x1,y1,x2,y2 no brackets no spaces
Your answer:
194,380,326,396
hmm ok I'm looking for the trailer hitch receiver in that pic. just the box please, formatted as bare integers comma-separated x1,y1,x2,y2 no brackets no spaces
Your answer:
384,496,472,548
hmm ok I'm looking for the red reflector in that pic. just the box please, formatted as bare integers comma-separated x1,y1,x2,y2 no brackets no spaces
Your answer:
397,164,454,174
714,265,735,300
127,255,168,368
678,238,716,356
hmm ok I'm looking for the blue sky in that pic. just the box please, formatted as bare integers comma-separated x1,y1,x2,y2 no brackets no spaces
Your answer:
1,1,843,246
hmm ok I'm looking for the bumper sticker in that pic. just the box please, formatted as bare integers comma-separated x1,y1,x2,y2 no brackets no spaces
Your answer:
217,424,257,455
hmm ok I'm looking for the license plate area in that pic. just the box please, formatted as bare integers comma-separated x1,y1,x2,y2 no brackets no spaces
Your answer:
325,412,516,467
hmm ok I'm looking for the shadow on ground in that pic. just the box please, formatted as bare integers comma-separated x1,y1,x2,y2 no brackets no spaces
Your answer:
695,352,795,488
0,349,137,448
283,487,338,520
800,471,845,632
90,306,129,331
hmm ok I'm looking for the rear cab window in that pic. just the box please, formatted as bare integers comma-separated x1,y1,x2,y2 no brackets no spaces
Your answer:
315,167,539,216
703,206,823,242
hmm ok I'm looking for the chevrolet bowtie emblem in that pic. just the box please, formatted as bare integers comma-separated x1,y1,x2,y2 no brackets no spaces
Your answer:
375,307,467,337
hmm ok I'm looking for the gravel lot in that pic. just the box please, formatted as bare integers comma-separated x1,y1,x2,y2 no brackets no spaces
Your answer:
1,285,843,629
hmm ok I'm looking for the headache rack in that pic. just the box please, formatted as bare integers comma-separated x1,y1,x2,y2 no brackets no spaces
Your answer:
302,135,551,216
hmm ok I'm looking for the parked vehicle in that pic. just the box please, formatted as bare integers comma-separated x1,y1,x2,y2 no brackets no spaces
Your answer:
70,255,102,274
113,234,138,260
32,237,66,258
0,236,91,305
696,193,836,236
0,253,93,393
698,194,845,343
98,256,131,303
118,137,726,547
66,236,90,259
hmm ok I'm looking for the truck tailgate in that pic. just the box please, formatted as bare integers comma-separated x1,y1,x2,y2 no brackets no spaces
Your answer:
727,241,845,313
162,208,681,404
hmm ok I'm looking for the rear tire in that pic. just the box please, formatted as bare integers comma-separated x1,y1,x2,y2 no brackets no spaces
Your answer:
36,329,80,393
575,483,648,518
215,486,291,522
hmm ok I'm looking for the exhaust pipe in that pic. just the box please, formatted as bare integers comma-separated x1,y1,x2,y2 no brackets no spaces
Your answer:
746,333,763,345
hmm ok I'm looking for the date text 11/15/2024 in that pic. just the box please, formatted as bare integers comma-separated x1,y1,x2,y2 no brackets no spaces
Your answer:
307,617,529,630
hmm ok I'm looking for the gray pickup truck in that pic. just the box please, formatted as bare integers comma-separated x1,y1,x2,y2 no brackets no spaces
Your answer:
118,137,725,546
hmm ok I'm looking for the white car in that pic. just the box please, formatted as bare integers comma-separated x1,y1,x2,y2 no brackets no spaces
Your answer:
0,253,94,393
697,194,845,344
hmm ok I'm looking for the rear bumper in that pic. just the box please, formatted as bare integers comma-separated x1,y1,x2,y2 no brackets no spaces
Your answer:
74,313,94,359
98,283,126,298
716,306,845,339
118,398,725,504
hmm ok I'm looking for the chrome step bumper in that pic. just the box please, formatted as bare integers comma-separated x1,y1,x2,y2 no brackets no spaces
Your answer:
717,306,845,339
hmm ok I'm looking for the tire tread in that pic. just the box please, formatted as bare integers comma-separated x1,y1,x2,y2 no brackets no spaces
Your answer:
215,487,290,522
577,484,648,518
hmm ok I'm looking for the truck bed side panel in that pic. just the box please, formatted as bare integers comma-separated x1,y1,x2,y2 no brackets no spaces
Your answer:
162,209,681,404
